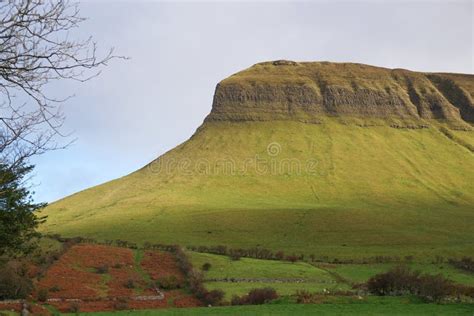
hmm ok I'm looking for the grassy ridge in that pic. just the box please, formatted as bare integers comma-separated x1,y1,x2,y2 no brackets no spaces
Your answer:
40,119,474,259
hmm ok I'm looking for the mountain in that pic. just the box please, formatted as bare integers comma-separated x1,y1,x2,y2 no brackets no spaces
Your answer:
41,61,474,260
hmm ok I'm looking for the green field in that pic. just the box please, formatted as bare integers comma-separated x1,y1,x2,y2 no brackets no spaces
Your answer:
188,251,474,299
40,118,474,260
325,262,474,286
189,252,348,298
189,252,333,279
58,298,474,315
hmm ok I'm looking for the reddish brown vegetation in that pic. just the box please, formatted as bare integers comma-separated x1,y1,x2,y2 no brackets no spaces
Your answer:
48,291,201,313
31,243,201,313
0,303,50,315
141,251,185,284
0,303,21,313
36,244,134,299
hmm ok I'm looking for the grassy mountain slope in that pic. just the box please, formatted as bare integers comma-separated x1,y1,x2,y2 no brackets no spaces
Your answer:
41,120,474,259
40,62,474,260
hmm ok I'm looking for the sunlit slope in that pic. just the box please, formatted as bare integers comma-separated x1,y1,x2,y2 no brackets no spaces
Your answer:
41,118,474,259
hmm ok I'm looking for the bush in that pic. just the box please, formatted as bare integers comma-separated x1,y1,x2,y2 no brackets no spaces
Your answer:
188,269,205,296
203,289,225,306
454,284,474,298
174,247,226,306
275,251,285,260
295,290,313,304
0,262,33,299
156,275,181,290
367,266,455,302
125,279,135,289
113,298,129,310
50,285,61,292
231,287,278,305
95,265,109,274
229,252,241,261
175,247,193,276
246,287,278,304
69,302,80,313
37,288,49,302
367,265,419,296
286,255,298,263
449,257,474,273
202,262,212,271
231,295,243,305
418,274,453,302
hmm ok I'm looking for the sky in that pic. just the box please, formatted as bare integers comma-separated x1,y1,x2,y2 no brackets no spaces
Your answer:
30,0,473,203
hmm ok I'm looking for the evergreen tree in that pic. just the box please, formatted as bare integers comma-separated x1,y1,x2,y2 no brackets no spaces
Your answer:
0,163,46,257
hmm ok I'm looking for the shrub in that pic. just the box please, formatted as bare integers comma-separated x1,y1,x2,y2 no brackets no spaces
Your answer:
246,287,278,304
69,302,80,313
231,295,243,305
37,288,49,302
418,274,453,302
449,257,474,273
113,298,129,310
434,255,444,264
156,275,181,290
175,247,193,276
454,284,474,298
275,251,285,260
295,290,313,304
203,289,225,306
95,265,109,274
125,279,135,289
188,269,206,297
367,265,419,296
213,245,228,255
174,247,226,306
232,288,278,305
0,262,33,299
49,285,61,292
367,266,455,302
229,253,241,261
286,255,298,263
202,262,212,271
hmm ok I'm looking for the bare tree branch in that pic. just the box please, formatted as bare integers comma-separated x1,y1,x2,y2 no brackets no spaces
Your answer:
0,0,125,168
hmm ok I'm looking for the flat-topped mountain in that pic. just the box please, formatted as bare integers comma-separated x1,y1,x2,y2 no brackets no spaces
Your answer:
41,61,474,260
207,61,474,128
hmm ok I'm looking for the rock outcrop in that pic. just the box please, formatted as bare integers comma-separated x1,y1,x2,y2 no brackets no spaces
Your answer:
205,61,474,128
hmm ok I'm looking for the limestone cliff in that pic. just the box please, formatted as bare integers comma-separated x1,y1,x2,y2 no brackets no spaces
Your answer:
205,61,474,129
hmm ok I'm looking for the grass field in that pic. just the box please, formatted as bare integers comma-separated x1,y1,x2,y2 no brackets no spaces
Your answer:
324,262,474,286
189,252,333,280
40,119,474,261
188,252,348,298
188,251,474,299
58,298,474,315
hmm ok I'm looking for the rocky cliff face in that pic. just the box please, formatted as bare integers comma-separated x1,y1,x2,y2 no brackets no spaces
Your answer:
205,61,474,128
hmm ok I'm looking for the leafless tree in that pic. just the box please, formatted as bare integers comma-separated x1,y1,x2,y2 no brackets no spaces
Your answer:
0,0,122,168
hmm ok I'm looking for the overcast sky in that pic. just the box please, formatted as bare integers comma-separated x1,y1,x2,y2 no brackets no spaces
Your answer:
30,0,473,203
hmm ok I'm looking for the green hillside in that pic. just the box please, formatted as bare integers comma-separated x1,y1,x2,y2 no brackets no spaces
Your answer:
40,61,474,260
